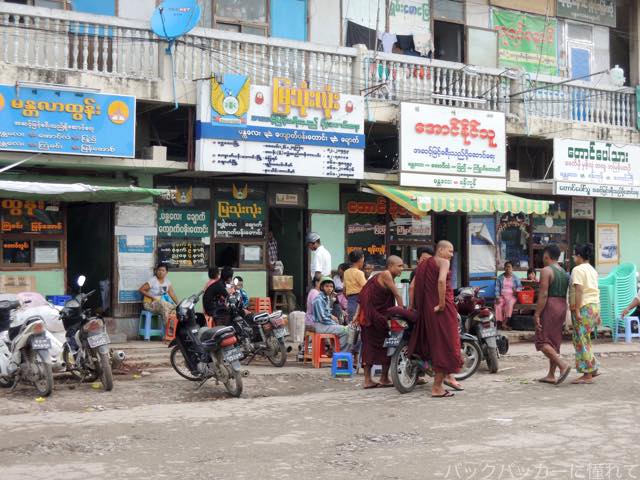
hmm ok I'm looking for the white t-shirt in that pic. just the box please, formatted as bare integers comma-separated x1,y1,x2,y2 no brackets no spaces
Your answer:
311,245,332,278
147,276,172,298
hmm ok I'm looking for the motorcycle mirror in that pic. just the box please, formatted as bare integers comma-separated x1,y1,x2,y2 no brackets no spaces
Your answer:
77,275,86,287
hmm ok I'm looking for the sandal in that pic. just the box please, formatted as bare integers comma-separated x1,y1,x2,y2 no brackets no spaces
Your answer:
555,366,571,385
432,390,454,398
443,380,465,391
364,383,381,389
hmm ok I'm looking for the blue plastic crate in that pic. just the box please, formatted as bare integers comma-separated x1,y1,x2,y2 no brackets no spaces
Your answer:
46,295,72,306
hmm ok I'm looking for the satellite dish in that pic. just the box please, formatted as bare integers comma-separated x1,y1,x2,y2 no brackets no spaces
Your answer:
151,0,201,41
150,0,201,110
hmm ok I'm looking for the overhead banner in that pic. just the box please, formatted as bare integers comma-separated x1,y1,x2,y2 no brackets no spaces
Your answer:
0,84,135,158
557,0,616,28
553,138,640,199
399,103,506,191
492,9,558,76
196,74,364,179
490,0,556,16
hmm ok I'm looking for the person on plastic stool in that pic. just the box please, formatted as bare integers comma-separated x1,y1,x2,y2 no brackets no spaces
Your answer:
312,276,349,351
621,292,640,319
233,276,249,308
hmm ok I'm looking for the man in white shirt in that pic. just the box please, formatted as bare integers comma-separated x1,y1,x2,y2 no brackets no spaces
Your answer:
306,232,332,280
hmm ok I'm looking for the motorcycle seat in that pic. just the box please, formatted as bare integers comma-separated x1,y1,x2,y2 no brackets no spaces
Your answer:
198,325,234,342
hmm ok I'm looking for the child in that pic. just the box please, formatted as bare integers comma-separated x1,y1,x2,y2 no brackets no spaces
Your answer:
233,276,249,308
527,268,538,282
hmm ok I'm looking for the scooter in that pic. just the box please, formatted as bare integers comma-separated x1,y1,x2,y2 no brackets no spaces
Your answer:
60,276,115,391
226,292,290,367
455,286,509,374
0,294,54,396
386,311,483,394
167,290,247,397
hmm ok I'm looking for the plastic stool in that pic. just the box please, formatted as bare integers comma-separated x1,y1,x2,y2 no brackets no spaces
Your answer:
138,310,164,341
331,352,353,377
249,297,272,313
618,317,640,343
303,331,341,368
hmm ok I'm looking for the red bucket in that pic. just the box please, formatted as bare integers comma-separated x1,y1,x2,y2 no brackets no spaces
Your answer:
517,287,535,304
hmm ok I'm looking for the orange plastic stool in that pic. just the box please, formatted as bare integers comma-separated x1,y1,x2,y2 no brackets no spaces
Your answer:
249,297,272,313
303,331,341,368
164,314,178,343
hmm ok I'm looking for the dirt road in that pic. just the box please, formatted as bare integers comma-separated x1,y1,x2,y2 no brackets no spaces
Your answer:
1,351,639,480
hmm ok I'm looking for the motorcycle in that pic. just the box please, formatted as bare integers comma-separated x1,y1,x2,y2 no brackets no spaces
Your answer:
386,311,483,394
226,291,290,367
167,290,247,397
0,294,54,396
60,276,115,391
455,286,509,374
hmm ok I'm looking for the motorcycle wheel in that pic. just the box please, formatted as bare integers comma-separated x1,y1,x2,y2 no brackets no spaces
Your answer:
33,356,54,397
223,369,243,398
390,341,418,394
454,339,482,381
63,345,99,382
486,346,499,374
170,346,202,381
265,336,287,367
98,352,114,391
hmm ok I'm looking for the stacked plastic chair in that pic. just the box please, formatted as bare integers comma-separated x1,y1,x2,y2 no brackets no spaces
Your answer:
597,263,638,340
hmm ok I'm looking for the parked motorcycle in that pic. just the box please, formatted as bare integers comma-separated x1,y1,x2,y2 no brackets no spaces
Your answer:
0,295,54,396
226,292,290,367
60,276,114,391
387,312,483,394
455,286,509,374
168,290,247,397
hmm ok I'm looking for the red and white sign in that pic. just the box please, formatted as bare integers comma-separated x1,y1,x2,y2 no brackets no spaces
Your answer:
400,103,506,190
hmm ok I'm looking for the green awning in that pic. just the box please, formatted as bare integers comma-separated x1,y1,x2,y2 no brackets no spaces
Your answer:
0,180,170,202
368,184,551,215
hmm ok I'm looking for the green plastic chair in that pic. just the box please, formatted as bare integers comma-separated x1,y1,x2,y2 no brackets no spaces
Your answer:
598,263,638,341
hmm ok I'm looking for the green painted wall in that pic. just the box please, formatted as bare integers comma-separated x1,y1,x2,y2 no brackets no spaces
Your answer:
308,183,340,211
311,213,345,269
0,270,65,296
170,270,268,311
596,198,640,272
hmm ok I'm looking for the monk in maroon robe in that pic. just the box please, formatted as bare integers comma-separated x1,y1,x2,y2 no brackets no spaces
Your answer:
357,255,405,389
408,240,463,398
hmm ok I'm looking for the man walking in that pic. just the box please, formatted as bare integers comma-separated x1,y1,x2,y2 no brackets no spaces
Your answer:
408,240,463,398
357,255,406,389
534,244,572,385
306,232,332,280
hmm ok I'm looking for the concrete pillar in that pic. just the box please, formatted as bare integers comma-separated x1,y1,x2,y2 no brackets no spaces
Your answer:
630,0,640,85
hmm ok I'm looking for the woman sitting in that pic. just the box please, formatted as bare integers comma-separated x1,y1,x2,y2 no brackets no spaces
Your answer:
494,261,522,330
139,264,179,324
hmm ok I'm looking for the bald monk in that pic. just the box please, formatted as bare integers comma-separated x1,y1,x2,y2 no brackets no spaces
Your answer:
357,255,405,389
408,241,464,398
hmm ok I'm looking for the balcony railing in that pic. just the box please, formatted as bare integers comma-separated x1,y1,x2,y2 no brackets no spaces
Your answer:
0,2,635,130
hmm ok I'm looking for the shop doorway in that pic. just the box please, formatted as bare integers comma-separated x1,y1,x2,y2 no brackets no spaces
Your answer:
269,207,304,307
66,203,113,314
434,213,467,288
569,219,594,269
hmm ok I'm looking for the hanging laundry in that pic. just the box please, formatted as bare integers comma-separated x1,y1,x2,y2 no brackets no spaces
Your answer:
346,20,379,50
377,32,397,53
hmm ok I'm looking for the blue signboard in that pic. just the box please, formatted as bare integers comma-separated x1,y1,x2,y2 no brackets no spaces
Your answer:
0,84,135,158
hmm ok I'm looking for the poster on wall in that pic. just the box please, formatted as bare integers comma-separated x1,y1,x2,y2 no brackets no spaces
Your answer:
344,194,387,268
597,223,620,265
0,199,63,234
117,235,155,302
492,9,558,76
557,0,616,27
388,0,431,54
400,102,506,190
468,216,497,277
553,139,640,199
196,75,364,179
571,197,594,220
497,213,530,269
0,84,135,157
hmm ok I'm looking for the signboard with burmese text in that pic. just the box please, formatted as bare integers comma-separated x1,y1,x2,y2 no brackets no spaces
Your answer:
553,139,640,199
399,103,506,190
195,74,364,179
0,84,135,157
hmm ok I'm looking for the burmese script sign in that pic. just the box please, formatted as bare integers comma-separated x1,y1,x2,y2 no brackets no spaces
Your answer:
214,199,266,238
554,139,640,199
157,208,210,238
400,103,506,190
196,74,364,179
557,0,616,28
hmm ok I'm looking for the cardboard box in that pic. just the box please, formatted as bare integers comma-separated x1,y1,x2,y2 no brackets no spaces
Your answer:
271,275,293,291
0,275,36,294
